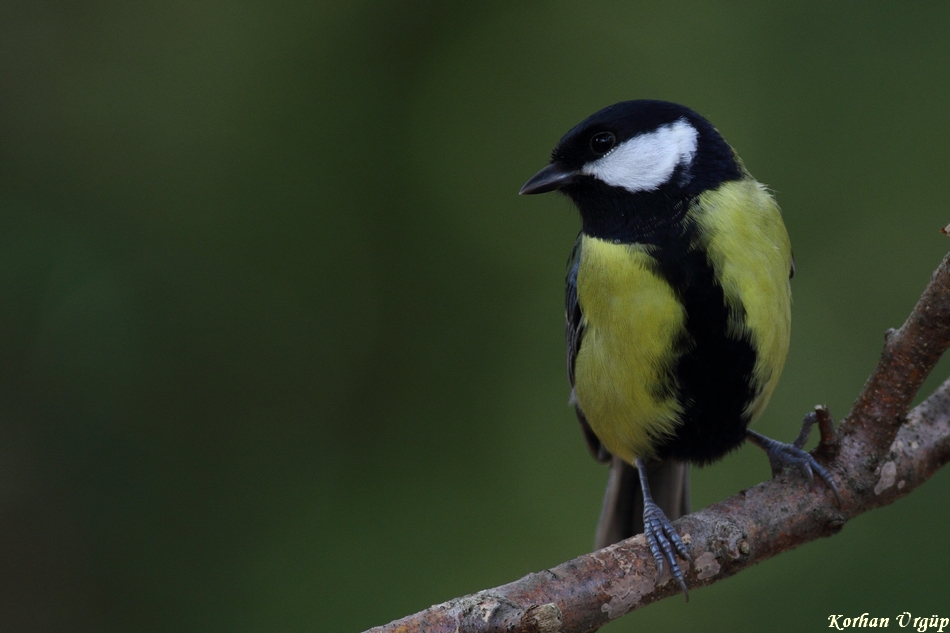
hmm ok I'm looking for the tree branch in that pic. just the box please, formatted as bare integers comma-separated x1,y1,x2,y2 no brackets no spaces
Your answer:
366,248,950,633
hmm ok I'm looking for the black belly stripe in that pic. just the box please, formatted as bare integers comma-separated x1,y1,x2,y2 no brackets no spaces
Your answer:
645,221,758,464
571,175,759,465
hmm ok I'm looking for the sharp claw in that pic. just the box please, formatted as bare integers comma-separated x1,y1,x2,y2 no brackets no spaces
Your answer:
827,482,841,505
747,427,841,506
811,460,843,506
642,502,690,599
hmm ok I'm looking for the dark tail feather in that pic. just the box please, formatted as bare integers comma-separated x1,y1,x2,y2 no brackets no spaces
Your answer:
594,457,690,550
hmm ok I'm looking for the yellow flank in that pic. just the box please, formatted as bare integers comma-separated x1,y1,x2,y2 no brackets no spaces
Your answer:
573,236,685,463
692,178,792,424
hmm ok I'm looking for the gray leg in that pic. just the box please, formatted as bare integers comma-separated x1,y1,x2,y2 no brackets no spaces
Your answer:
636,458,692,600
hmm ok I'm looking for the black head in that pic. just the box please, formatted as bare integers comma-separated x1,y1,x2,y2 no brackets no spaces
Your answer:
520,100,743,242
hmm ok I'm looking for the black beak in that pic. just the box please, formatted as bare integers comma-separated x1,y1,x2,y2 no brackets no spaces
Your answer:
519,163,578,195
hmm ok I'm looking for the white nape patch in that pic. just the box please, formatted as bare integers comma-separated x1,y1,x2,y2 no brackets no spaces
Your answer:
581,118,698,193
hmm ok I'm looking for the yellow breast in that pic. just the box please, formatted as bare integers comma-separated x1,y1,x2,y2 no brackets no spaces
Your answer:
573,235,685,463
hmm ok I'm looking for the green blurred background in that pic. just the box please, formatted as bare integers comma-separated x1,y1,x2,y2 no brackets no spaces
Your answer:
2,2,950,632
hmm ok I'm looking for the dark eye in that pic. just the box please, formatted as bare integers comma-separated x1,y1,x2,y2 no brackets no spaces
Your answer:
590,131,616,154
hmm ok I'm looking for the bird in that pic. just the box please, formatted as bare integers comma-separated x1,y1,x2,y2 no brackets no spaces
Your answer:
519,100,838,598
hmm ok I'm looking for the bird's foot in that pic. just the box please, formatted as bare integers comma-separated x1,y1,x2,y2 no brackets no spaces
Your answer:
642,498,692,600
746,423,841,506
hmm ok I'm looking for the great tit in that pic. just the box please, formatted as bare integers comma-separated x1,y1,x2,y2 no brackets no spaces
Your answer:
520,100,837,597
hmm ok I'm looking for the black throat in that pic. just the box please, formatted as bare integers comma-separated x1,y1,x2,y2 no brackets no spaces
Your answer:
563,178,693,245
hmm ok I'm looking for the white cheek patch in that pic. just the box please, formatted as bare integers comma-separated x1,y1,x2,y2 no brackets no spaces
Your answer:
581,119,699,193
